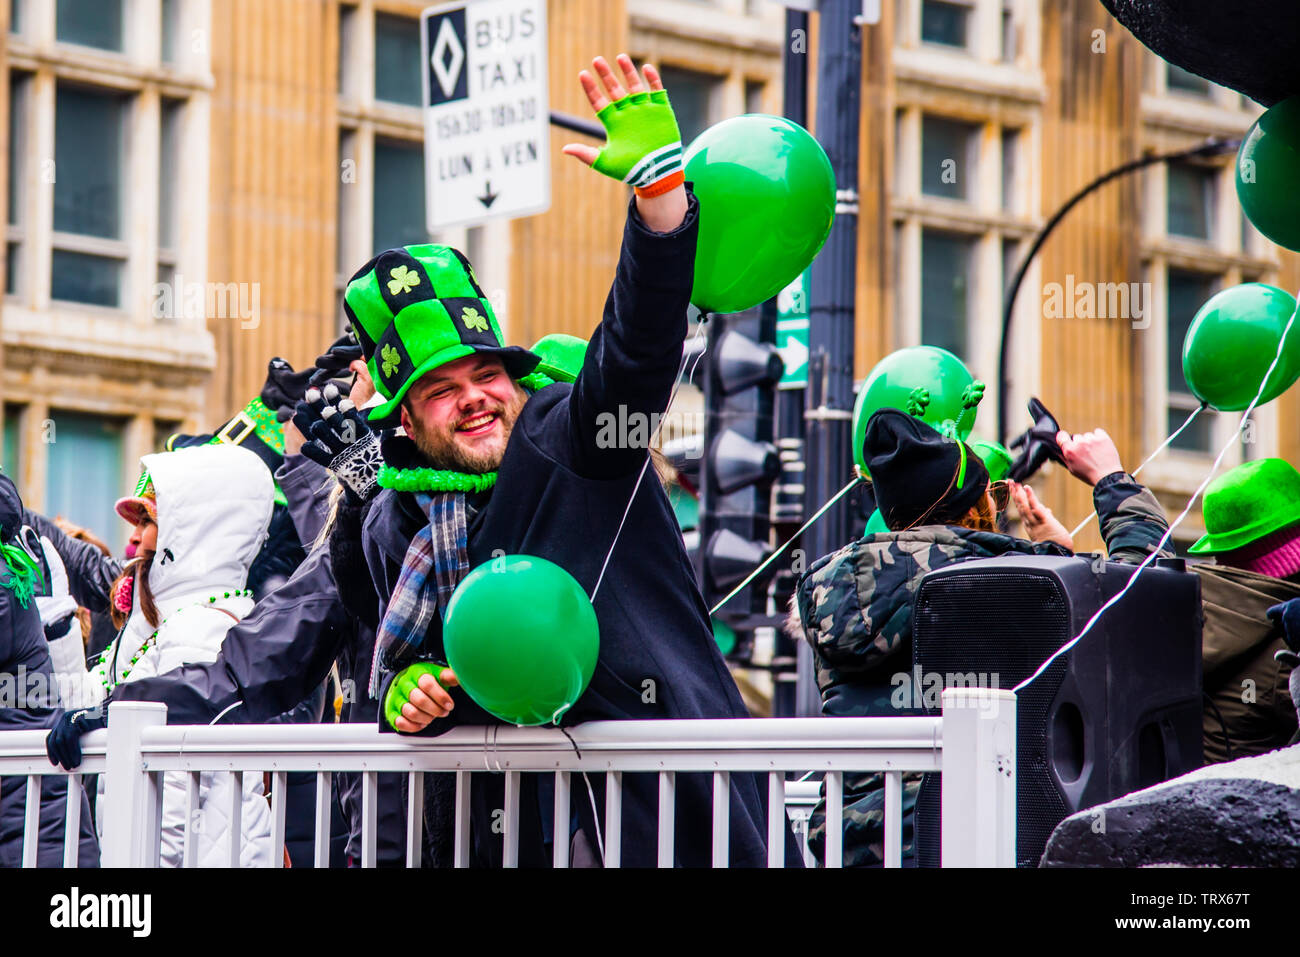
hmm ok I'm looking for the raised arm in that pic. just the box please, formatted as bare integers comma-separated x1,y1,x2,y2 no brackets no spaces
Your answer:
556,56,698,478
1058,428,1173,564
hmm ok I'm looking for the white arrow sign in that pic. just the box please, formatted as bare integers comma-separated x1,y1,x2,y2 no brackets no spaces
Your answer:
421,0,551,231
778,335,809,377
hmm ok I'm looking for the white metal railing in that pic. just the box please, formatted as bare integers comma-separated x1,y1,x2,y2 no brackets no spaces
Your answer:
1,688,1015,868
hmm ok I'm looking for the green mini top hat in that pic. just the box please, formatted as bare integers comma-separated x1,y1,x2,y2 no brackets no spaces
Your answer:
343,244,540,426
970,439,1013,483
1189,457,1300,555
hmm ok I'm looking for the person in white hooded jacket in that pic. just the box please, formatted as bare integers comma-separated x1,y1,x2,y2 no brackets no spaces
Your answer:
44,442,276,867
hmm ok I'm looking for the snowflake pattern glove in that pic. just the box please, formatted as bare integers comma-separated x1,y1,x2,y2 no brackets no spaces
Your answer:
293,385,382,502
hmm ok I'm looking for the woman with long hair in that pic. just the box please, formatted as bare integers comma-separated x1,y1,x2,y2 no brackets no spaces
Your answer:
44,443,276,866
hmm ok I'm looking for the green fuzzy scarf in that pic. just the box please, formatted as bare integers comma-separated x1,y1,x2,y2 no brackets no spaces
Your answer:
376,466,497,493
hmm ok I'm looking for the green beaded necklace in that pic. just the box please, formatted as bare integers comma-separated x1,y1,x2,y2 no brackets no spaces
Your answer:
100,589,253,691
376,465,497,493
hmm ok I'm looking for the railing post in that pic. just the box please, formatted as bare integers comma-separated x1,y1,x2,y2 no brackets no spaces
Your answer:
940,688,1016,868
102,701,167,868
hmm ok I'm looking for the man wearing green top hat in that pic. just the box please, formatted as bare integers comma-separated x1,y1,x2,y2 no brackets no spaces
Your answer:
1188,457,1300,763
317,55,798,868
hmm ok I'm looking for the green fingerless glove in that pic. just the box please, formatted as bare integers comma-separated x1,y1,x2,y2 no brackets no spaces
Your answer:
591,90,685,192
382,661,447,732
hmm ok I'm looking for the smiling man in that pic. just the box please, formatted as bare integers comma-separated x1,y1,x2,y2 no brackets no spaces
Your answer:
324,55,799,868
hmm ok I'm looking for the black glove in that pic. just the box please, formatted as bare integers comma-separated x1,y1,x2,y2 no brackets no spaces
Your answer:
1007,397,1066,483
292,383,382,501
46,707,108,771
1268,599,1300,656
260,357,316,422
1270,600,1300,725
308,332,364,388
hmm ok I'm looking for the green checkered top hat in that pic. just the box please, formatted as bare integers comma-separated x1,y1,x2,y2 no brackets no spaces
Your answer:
343,244,541,427
1189,457,1300,554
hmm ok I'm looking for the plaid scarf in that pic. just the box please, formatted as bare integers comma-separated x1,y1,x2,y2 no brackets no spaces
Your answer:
369,491,471,697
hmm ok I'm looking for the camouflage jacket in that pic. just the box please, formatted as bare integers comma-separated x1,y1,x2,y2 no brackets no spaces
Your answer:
789,472,1171,717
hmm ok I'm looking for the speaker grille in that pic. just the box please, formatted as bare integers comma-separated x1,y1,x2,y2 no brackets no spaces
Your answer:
912,570,1072,867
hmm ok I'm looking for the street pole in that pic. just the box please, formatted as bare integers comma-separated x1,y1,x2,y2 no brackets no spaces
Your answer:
769,5,811,720
799,0,861,717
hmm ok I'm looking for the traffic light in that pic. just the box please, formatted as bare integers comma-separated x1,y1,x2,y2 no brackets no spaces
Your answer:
694,304,785,648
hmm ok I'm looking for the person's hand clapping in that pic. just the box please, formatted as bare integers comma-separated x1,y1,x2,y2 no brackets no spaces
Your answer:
1011,481,1074,551
1057,428,1125,487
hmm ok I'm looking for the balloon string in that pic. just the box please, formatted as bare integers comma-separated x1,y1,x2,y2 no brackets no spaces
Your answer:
1066,401,1210,539
709,476,861,617
1016,297,1300,694
591,320,709,602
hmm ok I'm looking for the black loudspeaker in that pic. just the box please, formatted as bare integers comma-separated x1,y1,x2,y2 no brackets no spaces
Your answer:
910,554,1203,867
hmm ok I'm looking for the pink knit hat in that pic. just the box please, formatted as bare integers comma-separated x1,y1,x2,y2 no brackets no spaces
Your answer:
1215,522,1300,579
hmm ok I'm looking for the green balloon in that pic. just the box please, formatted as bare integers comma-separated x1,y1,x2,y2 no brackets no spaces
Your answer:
685,115,835,314
1236,96,1300,252
443,555,599,726
1182,283,1300,411
865,508,890,534
971,440,1013,482
852,346,984,475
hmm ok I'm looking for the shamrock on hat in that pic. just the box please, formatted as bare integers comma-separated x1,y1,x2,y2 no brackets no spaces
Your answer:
342,245,541,427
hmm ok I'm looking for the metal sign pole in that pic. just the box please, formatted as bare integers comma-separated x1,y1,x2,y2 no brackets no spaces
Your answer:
799,0,861,717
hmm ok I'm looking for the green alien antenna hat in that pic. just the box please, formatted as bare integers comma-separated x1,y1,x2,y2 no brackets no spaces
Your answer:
343,244,541,427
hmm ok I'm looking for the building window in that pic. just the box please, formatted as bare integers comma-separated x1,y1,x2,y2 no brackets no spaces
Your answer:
45,411,126,548
1000,0,1016,62
374,13,421,107
157,97,182,301
161,0,180,64
1001,128,1019,212
921,115,978,201
9,0,20,34
2,404,20,474
1166,162,1215,241
56,0,124,53
372,138,426,254
920,0,971,49
1166,63,1211,97
921,230,975,361
745,80,764,115
1166,269,1218,453
657,66,721,147
153,418,182,453
52,84,128,307
339,2,357,95
7,72,26,297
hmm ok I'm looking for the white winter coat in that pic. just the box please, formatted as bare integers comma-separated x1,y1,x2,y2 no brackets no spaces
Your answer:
46,443,276,867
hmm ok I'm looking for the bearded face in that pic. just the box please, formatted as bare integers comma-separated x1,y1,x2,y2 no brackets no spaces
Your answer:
398,354,529,473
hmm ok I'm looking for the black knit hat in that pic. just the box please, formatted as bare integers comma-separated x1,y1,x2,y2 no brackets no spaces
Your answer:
0,472,22,542
863,408,989,530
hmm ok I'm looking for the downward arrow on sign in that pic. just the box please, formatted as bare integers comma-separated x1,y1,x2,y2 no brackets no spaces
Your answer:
478,181,499,208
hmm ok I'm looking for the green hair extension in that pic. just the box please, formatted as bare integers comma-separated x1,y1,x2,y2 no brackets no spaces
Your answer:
0,541,41,609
